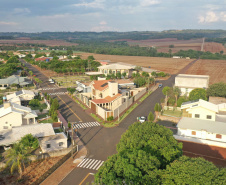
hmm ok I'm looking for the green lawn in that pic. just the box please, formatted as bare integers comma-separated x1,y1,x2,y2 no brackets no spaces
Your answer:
162,110,182,117
52,75,90,87
54,128,63,133
37,113,49,119
39,118,54,123
91,113,103,123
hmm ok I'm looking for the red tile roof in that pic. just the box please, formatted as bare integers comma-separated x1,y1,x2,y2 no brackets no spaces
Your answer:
92,80,110,91
91,93,122,104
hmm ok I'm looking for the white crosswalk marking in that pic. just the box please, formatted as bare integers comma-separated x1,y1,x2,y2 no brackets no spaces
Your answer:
47,92,66,95
77,158,105,170
73,121,100,129
41,87,58,90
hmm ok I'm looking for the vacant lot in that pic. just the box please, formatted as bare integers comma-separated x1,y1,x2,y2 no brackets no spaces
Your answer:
0,39,78,46
185,59,226,84
79,52,192,74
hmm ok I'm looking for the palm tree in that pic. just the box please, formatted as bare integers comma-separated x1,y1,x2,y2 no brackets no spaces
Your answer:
6,143,30,179
173,87,181,106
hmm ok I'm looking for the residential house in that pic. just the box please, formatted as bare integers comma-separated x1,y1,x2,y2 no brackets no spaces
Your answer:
35,57,53,62
174,117,226,148
18,54,26,58
75,81,91,93
0,75,32,89
97,64,135,78
0,102,37,131
0,123,68,152
39,132,67,153
175,74,209,96
181,99,226,122
0,123,54,146
6,90,36,106
79,79,146,120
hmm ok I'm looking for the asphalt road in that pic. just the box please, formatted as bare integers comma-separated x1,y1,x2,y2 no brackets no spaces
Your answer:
21,59,198,185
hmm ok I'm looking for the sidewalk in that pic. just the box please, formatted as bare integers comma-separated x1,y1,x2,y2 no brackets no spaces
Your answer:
41,137,87,185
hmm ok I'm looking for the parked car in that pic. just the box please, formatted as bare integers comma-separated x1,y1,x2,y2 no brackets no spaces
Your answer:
50,81,55,84
49,78,53,81
158,83,163,88
138,116,147,123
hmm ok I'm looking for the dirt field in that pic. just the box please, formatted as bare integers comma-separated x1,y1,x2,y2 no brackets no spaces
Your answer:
204,42,226,53
79,52,193,74
185,59,226,84
0,39,78,46
108,38,226,53
0,156,64,185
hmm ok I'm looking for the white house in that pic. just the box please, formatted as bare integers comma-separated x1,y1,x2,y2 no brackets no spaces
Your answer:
0,102,37,131
39,132,67,153
0,123,55,146
181,99,226,122
6,90,36,105
175,74,209,96
97,64,135,78
174,117,226,148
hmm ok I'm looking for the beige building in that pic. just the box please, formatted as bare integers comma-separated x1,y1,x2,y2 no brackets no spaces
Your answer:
181,99,226,122
175,74,209,96
0,102,37,131
98,64,135,77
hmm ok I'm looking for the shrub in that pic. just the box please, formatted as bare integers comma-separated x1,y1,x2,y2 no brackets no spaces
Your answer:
107,116,114,121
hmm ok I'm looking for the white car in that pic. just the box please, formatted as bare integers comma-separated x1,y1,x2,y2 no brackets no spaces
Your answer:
49,79,53,81
138,116,147,123
50,81,55,84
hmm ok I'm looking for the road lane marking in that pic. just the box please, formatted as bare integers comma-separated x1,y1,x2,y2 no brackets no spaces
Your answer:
96,161,104,170
57,95,82,122
79,173,91,185
77,158,105,170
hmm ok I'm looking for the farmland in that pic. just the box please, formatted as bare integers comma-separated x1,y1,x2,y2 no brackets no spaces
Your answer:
108,38,226,53
79,52,192,74
185,59,226,84
0,39,78,46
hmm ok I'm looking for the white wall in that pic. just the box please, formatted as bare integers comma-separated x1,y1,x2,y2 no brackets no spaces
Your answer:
0,112,22,130
39,134,67,153
188,107,216,121
177,128,226,143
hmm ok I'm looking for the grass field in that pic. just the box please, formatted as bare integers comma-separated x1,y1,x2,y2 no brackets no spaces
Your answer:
162,110,182,117
52,75,90,87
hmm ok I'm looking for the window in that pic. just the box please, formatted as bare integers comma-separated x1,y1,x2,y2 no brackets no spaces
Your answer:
192,131,196,135
216,134,222,139
195,114,200,118
59,142,64,146
47,144,51,148
207,115,212,119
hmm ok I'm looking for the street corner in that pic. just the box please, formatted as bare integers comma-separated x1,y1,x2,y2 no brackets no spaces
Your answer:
73,155,86,164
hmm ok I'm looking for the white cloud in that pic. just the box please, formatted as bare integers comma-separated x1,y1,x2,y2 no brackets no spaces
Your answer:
73,0,105,9
0,21,18,25
13,8,31,14
199,11,219,23
140,0,160,7
199,11,226,23
38,13,70,19
99,21,107,25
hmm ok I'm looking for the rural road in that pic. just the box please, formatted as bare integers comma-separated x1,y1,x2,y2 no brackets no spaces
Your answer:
21,59,199,185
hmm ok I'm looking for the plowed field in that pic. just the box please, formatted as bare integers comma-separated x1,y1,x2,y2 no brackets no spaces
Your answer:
185,59,226,84
79,52,192,74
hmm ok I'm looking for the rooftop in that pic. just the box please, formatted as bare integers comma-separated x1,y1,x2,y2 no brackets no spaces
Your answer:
177,117,226,135
176,74,210,79
39,132,67,142
98,63,134,70
91,80,111,91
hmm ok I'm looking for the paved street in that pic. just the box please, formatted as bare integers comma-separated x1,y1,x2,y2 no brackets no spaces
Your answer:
21,59,200,185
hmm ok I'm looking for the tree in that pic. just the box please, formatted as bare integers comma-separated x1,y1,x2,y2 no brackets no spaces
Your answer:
173,87,181,106
162,86,171,106
135,66,142,72
134,76,146,87
161,156,226,184
116,72,121,79
177,96,188,107
206,82,226,98
142,71,149,77
151,71,157,77
6,143,30,179
28,71,33,77
122,72,126,79
189,88,207,101
20,134,39,151
68,122,71,129
95,122,183,184
29,99,40,109
148,112,154,121
87,55,95,60
154,103,161,112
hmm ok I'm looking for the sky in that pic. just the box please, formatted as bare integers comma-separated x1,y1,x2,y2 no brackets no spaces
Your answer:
0,0,225,32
